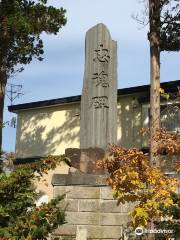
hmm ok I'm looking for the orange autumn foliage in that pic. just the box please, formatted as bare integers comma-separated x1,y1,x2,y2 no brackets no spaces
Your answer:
97,130,180,227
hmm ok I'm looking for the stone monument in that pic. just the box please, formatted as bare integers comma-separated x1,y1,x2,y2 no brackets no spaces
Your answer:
80,23,117,149
66,23,118,173
52,24,131,240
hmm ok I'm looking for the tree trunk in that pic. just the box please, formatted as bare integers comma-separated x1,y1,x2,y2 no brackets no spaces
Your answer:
149,0,161,165
148,1,161,239
0,68,7,154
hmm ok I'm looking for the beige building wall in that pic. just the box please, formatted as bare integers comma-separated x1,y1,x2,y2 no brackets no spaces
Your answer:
15,94,147,159
16,103,80,158
117,95,143,149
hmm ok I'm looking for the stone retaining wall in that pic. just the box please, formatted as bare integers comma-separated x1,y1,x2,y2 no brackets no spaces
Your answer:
52,174,134,240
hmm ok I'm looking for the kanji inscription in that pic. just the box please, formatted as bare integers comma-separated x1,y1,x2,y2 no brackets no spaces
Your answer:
92,96,109,108
93,44,110,63
92,71,109,87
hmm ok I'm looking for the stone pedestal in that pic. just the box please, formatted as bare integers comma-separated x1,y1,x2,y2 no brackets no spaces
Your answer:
52,173,133,240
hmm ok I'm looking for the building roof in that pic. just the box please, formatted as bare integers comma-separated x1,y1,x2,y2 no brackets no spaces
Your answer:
8,80,180,112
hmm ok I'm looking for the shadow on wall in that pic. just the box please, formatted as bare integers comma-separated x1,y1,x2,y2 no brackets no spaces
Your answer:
117,96,142,149
16,104,80,158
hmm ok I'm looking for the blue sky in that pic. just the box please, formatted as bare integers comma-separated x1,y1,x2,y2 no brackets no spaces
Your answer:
3,0,180,152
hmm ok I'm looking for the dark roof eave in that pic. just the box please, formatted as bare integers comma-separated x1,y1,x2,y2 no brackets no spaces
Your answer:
8,80,180,112
8,95,81,112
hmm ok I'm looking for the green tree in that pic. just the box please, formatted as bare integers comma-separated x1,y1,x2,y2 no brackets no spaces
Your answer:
0,0,67,151
0,155,66,239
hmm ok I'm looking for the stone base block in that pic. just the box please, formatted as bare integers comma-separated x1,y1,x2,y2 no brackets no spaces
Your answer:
78,226,123,239
65,148,105,174
53,225,123,239
53,224,76,236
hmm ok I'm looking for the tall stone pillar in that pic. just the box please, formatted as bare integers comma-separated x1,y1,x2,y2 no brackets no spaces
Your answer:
80,23,117,149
